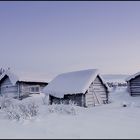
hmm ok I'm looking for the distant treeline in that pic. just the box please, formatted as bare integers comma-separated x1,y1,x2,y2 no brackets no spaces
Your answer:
107,82,127,87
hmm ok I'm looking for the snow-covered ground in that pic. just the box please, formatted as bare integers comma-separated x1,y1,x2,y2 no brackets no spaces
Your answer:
102,74,129,83
0,87,140,139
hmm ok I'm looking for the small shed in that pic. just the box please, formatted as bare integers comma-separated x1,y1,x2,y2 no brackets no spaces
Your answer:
0,70,48,99
43,69,109,107
126,72,140,96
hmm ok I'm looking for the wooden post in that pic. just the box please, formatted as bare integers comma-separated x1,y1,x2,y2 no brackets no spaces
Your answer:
49,95,52,105
17,82,20,99
106,90,109,104
81,94,85,107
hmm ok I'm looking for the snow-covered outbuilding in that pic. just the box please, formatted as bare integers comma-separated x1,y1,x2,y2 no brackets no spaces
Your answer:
126,72,140,96
0,70,48,99
43,69,109,107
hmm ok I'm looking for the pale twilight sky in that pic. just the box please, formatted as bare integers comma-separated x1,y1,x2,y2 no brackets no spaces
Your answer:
0,1,140,79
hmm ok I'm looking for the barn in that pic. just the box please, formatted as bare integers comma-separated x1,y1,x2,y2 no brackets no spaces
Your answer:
0,70,48,99
43,69,109,107
126,72,140,96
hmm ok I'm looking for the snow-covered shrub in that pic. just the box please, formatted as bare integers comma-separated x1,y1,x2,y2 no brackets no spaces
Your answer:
27,102,39,117
47,102,76,115
4,102,39,121
5,104,20,120
0,96,13,109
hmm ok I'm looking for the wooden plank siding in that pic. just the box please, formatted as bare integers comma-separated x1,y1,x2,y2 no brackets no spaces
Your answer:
49,75,108,108
18,82,47,97
0,76,48,99
93,76,108,101
129,75,140,95
85,76,108,107
0,76,18,97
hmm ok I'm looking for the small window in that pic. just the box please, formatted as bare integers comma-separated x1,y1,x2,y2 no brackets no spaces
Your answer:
35,87,39,92
29,86,40,93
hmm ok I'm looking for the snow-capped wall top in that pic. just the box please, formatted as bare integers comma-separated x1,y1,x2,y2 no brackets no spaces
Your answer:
43,69,109,98
125,72,140,82
0,69,49,85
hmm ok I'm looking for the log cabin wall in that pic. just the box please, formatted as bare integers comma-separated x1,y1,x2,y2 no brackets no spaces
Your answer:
19,82,47,97
85,76,108,107
129,75,140,95
93,76,108,103
0,76,18,97
0,76,48,98
49,93,85,107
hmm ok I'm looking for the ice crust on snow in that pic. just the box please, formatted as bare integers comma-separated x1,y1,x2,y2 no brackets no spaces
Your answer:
43,69,109,98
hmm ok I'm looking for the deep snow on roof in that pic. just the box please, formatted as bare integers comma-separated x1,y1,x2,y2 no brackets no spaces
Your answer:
0,70,49,85
43,69,108,98
126,72,140,82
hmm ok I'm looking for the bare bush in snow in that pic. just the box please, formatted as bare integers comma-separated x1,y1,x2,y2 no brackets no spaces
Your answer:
27,102,39,117
4,102,39,121
5,104,20,120
47,102,76,115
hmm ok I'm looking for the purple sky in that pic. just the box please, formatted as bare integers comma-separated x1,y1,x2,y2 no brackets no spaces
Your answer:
0,1,140,79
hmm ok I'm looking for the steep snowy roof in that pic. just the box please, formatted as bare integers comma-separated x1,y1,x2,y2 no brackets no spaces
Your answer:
43,69,109,98
126,72,140,82
0,70,49,85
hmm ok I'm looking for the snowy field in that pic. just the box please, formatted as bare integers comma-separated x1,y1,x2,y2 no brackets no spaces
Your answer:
0,87,140,139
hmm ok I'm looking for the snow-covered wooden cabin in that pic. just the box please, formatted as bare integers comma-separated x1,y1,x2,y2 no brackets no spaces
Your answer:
126,72,140,96
0,70,48,99
43,69,109,107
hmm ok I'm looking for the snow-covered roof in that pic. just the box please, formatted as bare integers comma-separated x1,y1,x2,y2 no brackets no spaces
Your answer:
43,69,109,98
0,70,49,85
126,72,140,82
